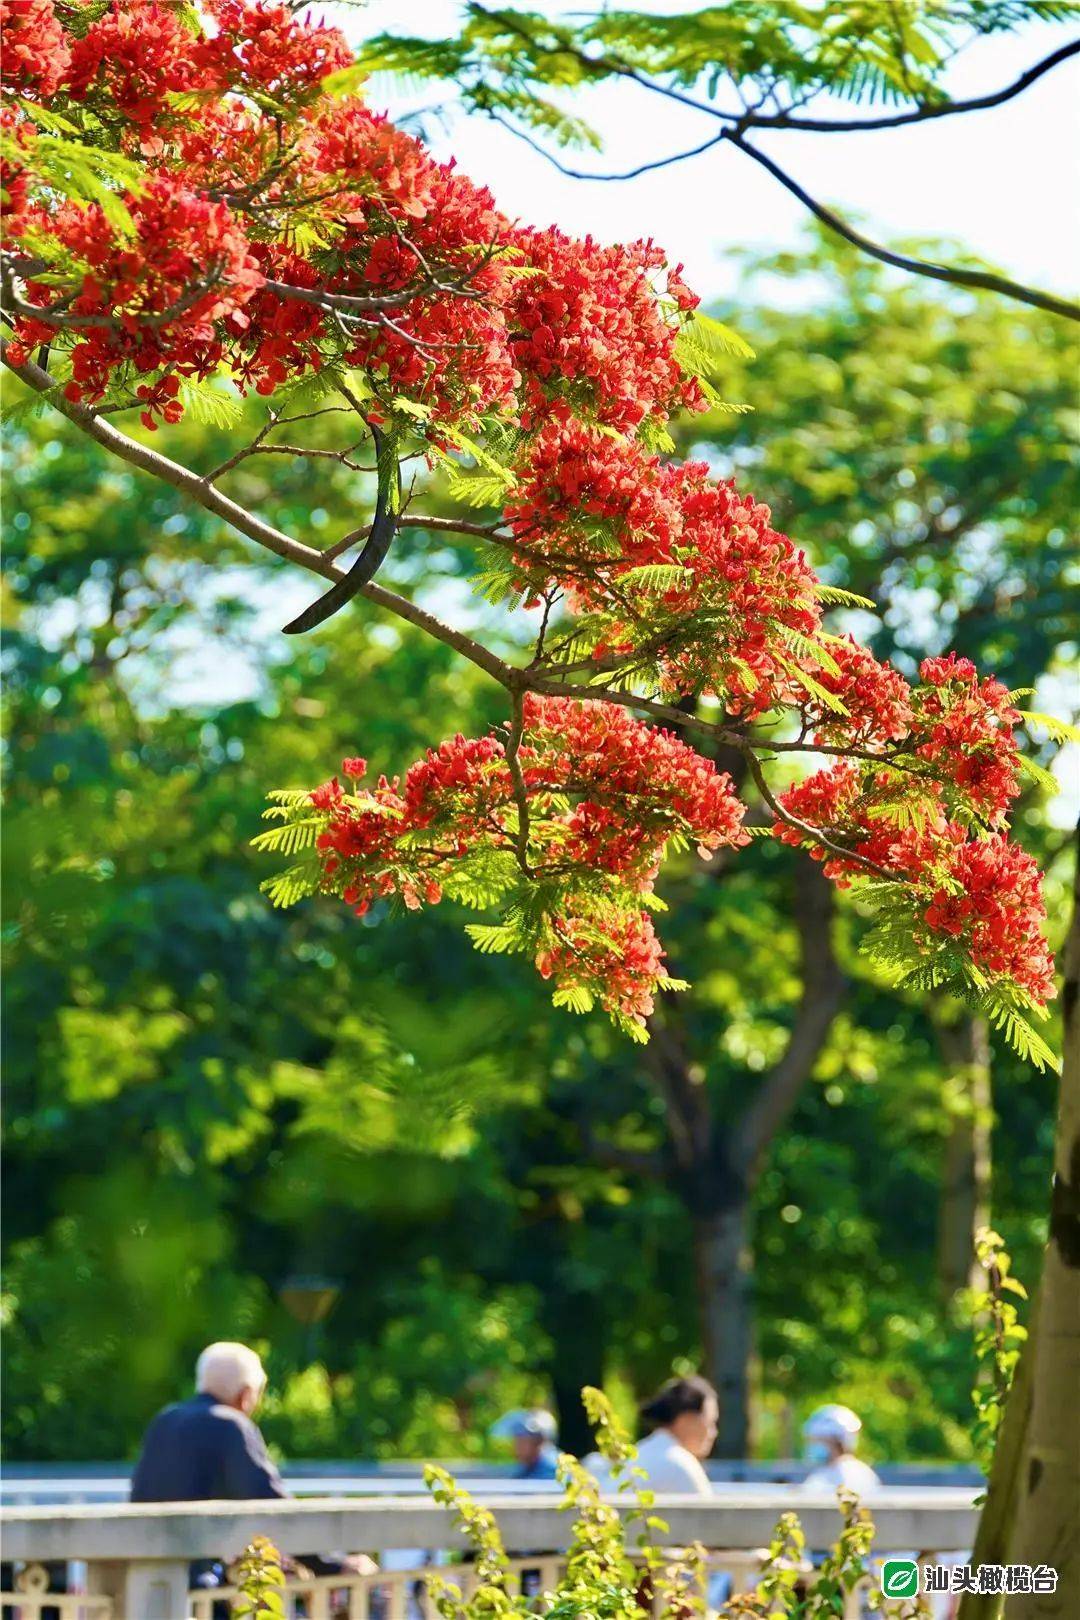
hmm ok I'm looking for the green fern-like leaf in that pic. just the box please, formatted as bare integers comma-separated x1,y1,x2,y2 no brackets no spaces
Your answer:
1016,710,1080,746
250,818,322,857
775,623,843,677
680,311,755,361
260,859,323,909
1016,754,1060,796
471,548,524,606
552,984,595,1015
982,999,1061,1074
465,921,528,955
177,379,245,429
446,469,514,509
439,423,517,486
775,655,848,714
617,563,695,595
813,583,879,612
265,788,318,810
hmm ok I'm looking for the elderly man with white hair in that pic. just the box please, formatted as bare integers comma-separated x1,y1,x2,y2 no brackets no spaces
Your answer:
131,1342,284,1503
131,1342,373,1591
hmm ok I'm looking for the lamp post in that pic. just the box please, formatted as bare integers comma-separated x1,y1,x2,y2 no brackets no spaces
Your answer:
279,1274,341,1365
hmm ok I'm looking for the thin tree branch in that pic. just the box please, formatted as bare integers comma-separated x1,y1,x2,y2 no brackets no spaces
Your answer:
488,106,1078,320
504,683,534,875
0,341,512,688
0,341,921,874
740,745,896,880
469,10,1080,323
488,110,730,180
473,4,1078,138
727,133,1080,322
401,513,504,540
748,40,1080,132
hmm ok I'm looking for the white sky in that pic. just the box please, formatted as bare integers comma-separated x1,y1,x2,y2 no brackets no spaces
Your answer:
350,3,1080,305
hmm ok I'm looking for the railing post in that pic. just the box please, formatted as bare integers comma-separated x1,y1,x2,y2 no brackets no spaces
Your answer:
83,1559,126,1615
85,1559,190,1620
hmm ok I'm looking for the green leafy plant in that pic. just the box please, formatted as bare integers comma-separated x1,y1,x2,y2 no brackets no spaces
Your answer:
232,1536,286,1620
423,1388,916,1618
423,1385,700,1620
965,1226,1029,1473
218,1390,940,1619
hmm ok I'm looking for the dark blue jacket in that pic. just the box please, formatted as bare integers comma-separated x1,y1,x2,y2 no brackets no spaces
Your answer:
130,1392,286,1502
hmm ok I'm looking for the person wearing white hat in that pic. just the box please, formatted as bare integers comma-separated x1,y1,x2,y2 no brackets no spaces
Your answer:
491,1409,561,1480
801,1404,881,1495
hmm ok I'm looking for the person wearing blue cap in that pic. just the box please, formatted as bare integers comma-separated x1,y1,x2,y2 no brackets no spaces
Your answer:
491,1408,561,1480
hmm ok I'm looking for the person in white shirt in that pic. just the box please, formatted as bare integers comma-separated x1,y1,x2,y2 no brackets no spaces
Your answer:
589,1375,718,1496
800,1404,881,1496
634,1376,718,1495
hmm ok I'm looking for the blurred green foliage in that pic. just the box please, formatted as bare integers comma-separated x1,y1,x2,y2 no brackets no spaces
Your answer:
2,235,1074,1465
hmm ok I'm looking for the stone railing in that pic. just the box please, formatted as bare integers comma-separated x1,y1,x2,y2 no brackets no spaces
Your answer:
0,1489,980,1619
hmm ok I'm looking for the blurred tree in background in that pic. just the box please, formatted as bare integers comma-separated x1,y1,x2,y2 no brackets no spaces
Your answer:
2,234,1074,1464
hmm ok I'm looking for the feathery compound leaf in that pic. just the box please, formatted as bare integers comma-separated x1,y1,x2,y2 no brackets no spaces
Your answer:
983,1000,1061,1074
813,583,879,612
16,98,82,136
775,655,849,713
250,818,323,857
265,788,318,809
617,563,695,595
681,311,755,361
1016,710,1080,746
776,623,843,677
260,859,323,909
446,468,514,509
177,379,245,428
464,922,528,956
439,423,517,486
1016,754,1061,796
471,548,524,605
552,983,595,1014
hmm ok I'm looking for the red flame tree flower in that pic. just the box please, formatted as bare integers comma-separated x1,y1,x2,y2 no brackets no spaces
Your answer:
0,0,1064,1058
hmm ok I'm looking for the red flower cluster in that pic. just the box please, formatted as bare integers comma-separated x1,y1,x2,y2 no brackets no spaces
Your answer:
774,752,1053,1004
802,636,914,748
924,834,1054,1001
536,904,670,1026
509,228,702,431
3,0,701,428
0,0,71,99
505,424,824,712
209,0,353,102
912,653,1021,826
520,694,748,870
66,2,209,129
304,697,746,1027
3,0,1056,1037
7,176,263,423
63,0,351,132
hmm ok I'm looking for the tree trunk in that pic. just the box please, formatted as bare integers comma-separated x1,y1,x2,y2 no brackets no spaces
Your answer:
548,1298,607,1458
937,1015,993,1298
1010,841,1080,1616
694,1198,753,1459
